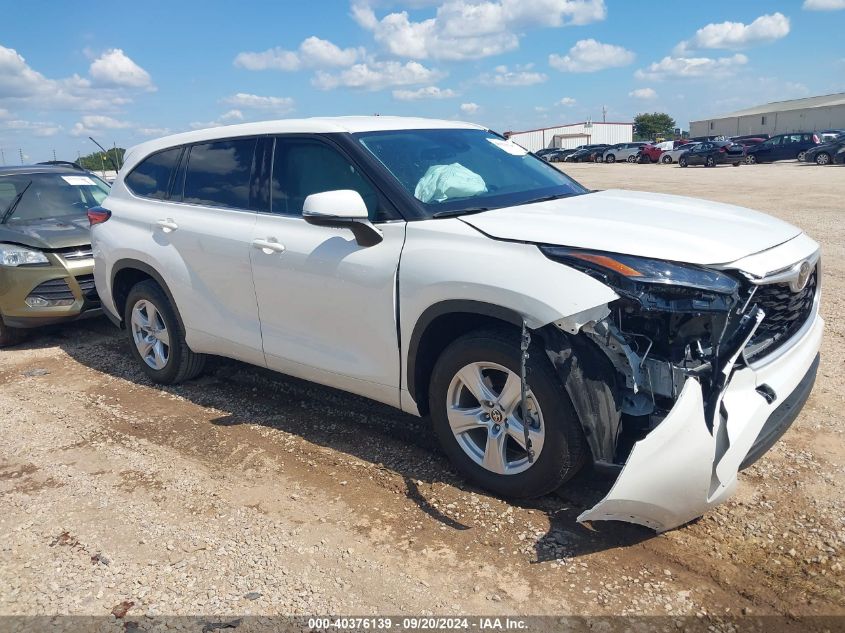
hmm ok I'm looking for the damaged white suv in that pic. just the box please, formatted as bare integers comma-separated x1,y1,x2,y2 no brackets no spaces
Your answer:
91,117,822,532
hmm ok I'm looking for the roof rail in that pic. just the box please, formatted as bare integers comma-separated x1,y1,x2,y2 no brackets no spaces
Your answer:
36,160,86,171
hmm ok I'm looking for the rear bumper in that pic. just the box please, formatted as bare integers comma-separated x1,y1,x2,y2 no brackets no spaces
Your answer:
579,311,823,532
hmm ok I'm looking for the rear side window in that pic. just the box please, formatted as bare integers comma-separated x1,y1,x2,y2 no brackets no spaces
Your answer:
125,148,181,199
183,138,257,209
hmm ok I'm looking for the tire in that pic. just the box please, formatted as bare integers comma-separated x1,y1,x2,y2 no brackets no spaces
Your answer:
0,319,25,348
732,161,741,167
661,154,672,164
604,154,615,164
679,156,688,167
626,154,637,163
797,150,807,162
816,152,831,166
705,156,715,167
746,155,757,165
429,327,587,498
124,280,205,384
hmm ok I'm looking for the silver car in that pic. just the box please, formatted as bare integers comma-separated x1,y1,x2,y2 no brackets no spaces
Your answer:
600,142,648,163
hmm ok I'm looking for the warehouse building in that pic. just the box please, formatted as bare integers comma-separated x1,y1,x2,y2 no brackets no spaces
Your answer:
690,92,845,138
505,121,633,153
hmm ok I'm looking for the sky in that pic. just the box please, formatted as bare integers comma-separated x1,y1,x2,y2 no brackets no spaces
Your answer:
1,0,844,163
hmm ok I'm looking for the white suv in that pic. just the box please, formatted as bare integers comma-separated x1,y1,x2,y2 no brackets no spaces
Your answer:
91,117,822,532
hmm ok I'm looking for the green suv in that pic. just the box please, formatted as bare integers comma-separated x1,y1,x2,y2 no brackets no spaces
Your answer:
0,163,110,346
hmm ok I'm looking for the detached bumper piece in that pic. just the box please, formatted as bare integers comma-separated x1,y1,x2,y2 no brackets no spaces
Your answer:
578,312,823,533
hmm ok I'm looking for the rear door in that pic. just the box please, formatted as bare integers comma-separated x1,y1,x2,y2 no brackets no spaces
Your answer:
250,135,406,407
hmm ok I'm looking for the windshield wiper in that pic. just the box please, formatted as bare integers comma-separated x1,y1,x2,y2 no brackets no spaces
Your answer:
521,192,581,205
432,207,491,219
1,180,32,224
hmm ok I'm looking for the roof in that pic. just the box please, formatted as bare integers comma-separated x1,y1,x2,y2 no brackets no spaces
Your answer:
506,121,634,136
0,164,87,176
124,116,485,169
692,92,845,122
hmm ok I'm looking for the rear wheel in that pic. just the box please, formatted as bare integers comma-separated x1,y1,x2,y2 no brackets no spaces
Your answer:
705,156,716,167
679,156,688,167
732,161,741,167
124,280,205,384
797,150,807,162
746,155,757,164
429,328,587,498
604,154,615,163
661,154,673,164
0,320,25,348
626,154,637,163
816,152,831,165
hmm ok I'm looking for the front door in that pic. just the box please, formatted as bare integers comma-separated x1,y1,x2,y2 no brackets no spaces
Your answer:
250,136,406,407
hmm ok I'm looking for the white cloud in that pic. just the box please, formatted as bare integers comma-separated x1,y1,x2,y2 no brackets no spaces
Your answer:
353,0,606,61
803,0,845,9
3,119,62,137
548,39,635,72
674,13,790,54
89,49,155,90
137,127,171,137
222,93,295,114
312,60,441,90
481,64,547,86
635,53,748,81
460,102,480,114
557,97,577,106
219,109,244,122
234,37,362,71
629,87,657,99
0,107,9,118
392,85,457,100
70,115,133,137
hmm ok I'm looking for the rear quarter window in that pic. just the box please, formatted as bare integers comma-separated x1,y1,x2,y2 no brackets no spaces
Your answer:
125,148,181,199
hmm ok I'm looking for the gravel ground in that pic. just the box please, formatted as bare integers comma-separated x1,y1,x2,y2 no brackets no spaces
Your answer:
0,161,843,625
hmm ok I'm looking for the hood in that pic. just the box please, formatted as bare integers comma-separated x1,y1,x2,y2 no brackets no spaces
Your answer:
0,216,91,250
460,189,802,266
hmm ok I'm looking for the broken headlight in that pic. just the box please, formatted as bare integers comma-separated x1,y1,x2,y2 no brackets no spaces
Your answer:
540,247,738,295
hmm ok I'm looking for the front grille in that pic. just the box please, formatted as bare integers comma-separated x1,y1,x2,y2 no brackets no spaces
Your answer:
745,268,817,362
58,246,93,260
27,278,74,302
75,273,100,305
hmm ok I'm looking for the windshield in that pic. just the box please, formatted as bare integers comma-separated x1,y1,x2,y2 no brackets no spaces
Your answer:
0,172,109,224
355,128,588,216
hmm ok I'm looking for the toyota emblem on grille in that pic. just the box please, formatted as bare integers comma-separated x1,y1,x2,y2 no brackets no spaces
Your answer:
794,261,812,292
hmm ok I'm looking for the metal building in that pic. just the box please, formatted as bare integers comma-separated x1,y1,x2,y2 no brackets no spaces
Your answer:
505,121,633,152
690,93,845,138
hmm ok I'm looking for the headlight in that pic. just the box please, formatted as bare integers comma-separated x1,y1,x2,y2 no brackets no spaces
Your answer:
0,244,50,267
539,246,738,295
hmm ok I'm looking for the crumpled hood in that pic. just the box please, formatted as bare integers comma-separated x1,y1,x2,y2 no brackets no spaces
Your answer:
460,189,802,266
0,216,91,250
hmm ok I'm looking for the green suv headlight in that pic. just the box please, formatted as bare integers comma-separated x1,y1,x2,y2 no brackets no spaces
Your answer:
0,244,49,267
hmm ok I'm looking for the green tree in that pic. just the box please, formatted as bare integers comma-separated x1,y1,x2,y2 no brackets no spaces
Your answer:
633,112,677,140
74,148,126,172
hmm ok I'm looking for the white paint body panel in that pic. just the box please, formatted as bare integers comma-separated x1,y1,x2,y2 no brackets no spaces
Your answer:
461,189,802,266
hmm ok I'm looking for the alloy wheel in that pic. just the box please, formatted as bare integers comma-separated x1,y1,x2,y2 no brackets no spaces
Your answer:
816,153,830,165
797,151,807,162
445,361,545,475
130,299,171,370
746,155,757,164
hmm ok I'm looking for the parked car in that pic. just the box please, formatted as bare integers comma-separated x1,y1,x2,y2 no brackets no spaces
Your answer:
678,141,745,167
732,137,766,149
92,117,822,532
0,163,109,346
803,137,845,165
534,148,557,159
835,143,845,164
543,148,577,163
600,142,647,163
730,134,769,142
565,144,609,162
660,142,700,164
637,143,665,163
745,132,821,164
819,130,844,142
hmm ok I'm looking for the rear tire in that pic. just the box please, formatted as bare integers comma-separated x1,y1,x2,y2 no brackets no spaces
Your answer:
732,161,741,167
661,154,672,164
604,154,616,164
746,155,757,164
816,152,831,165
429,328,587,498
679,156,688,167
797,150,807,162
124,280,205,384
626,154,637,163
0,320,25,348
705,156,716,167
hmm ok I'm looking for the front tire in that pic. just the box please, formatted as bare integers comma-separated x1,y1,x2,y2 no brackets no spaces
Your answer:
816,152,831,165
679,156,688,167
705,156,716,167
0,320,24,348
797,150,807,162
661,154,672,164
429,328,587,498
626,154,637,163
124,280,205,384
746,155,757,164
604,154,616,164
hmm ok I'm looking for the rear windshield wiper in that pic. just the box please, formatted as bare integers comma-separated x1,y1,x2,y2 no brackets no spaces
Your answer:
432,207,491,219
1,180,32,224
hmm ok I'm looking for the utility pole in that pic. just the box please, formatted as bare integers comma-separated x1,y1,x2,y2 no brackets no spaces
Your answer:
602,105,607,123
53,149,57,161
19,148,24,165
0,148,5,165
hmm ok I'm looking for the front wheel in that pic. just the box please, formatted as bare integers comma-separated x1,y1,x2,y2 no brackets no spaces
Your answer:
746,155,757,164
429,328,587,498
732,161,741,167
705,156,716,167
125,280,206,384
0,320,24,348
797,150,807,162
679,156,688,167
604,154,615,163
661,154,673,164
626,154,637,163
816,152,831,165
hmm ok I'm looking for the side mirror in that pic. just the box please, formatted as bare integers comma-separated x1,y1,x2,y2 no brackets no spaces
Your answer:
303,189,369,221
302,189,383,245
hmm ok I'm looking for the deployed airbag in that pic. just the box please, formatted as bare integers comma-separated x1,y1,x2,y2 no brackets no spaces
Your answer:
414,163,487,203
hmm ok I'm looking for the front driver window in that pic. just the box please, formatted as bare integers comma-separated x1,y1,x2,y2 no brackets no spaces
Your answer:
271,138,380,220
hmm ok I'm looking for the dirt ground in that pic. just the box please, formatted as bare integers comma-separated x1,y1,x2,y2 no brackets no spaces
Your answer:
1,161,843,623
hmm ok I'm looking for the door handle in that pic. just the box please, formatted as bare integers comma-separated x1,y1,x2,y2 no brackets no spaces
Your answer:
155,219,178,233
252,238,286,254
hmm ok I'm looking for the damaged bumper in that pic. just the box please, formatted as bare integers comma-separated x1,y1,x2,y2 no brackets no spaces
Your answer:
578,311,823,533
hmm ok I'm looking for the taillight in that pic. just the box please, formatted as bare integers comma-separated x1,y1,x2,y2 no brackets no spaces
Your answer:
87,206,111,226
719,146,726,152
812,134,820,143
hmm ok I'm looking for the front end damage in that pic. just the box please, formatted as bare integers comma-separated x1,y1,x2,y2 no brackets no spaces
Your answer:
538,246,823,532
